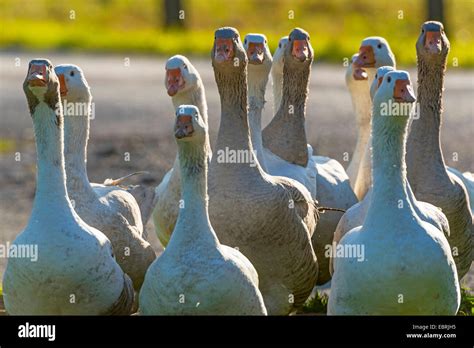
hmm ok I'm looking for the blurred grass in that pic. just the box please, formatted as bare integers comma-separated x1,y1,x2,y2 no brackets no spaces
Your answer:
0,0,473,66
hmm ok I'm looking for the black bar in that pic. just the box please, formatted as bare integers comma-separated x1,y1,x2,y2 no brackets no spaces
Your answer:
0,316,472,346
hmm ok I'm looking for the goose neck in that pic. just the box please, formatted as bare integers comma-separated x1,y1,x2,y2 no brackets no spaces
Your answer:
168,139,218,248
248,65,269,170
62,95,96,197
212,65,260,175
271,63,284,113
31,102,73,215
365,101,414,221
406,57,448,183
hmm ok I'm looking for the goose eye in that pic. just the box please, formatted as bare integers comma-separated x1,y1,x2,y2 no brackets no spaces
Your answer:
375,74,378,79
244,39,247,44
422,29,425,33
183,64,187,70
387,76,391,83
279,43,281,48
377,44,382,49
265,39,267,44
70,71,75,77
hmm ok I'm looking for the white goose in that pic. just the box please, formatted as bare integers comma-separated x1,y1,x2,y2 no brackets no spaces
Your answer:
406,21,473,278
2,59,134,315
331,66,450,275
347,37,397,199
262,28,357,284
328,70,460,315
54,64,156,291
152,55,210,248
140,105,267,315
209,27,318,315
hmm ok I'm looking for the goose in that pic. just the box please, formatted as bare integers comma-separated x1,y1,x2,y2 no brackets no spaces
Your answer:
152,55,210,247
244,32,316,195
328,70,460,315
406,21,473,279
331,66,450,275
347,37,397,199
139,105,267,315
2,59,134,314
271,36,289,114
262,28,357,284
54,64,156,291
209,27,318,315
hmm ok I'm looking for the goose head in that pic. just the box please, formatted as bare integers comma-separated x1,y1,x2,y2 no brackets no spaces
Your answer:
174,105,207,143
374,70,416,120
244,33,272,66
24,59,57,99
23,59,61,113
370,66,395,101
165,55,200,97
346,53,369,85
416,21,450,61
286,28,313,65
54,64,91,102
212,27,247,73
353,37,395,81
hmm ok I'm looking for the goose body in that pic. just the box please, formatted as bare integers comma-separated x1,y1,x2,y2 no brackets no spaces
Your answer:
262,29,357,283
54,64,155,290
209,28,318,315
152,55,211,247
140,106,266,315
3,60,134,315
406,21,473,278
328,70,460,315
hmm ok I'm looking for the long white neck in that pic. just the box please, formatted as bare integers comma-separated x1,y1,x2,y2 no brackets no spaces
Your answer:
247,64,269,171
346,79,372,183
172,81,212,157
365,99,415,226
63,94,96,199
271,61,284,114
167,137,219,249
30,102,74,217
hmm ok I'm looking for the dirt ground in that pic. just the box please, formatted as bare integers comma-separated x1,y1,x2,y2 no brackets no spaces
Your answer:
0,52,472,290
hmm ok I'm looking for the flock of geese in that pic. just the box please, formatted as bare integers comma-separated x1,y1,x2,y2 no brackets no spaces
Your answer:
2,20,473,315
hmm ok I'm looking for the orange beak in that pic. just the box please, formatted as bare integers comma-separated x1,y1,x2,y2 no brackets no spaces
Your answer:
58,74,68,97
27,64,47,87
166,68,185,96
393,79,416,103
424,31,442,54
175,115,194,139
292,39,310,62
353,45,375,68
353,67,368,80
214,38,234,63
247,42,265,64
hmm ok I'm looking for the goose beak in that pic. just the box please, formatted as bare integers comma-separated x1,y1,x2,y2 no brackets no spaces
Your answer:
393,79,416,103
175,115,194,139
353,45,375,68
58,74,68,97
214,38,234,63
247,42,265,64
292,39,310,62
27,64,47,87
424,31,442,54
166,68,185,96
353,67,368,80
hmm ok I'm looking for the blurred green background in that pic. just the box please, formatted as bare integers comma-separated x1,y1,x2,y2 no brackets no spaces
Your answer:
0,0,473,66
